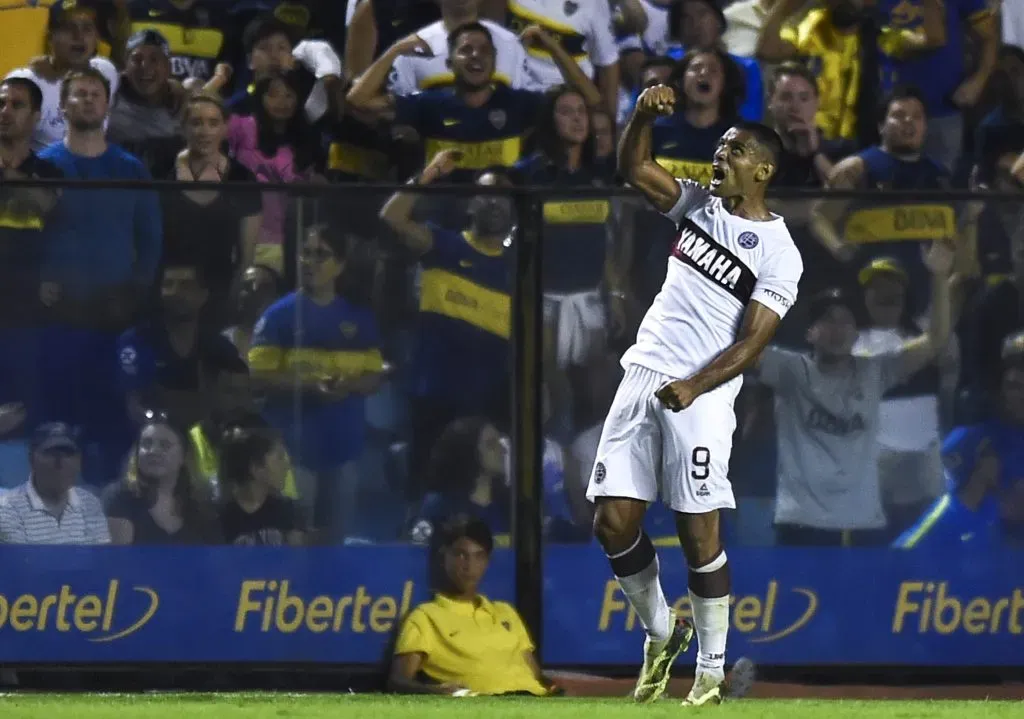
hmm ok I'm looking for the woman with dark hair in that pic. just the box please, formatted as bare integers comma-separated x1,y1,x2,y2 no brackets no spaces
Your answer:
389,514,560,696
249,225,385,541
409,417,509,546
217,425,304,546
162,93,263,326
227,70,323,273
103,412,219,544
516,85,626,375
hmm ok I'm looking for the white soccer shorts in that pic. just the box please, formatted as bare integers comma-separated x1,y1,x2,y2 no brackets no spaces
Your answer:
586,363,737,514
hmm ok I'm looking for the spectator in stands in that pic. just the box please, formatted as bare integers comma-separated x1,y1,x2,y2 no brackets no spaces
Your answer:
667,0,763,121
389,0,536,95
409,417,509,545
974,46,1024,189
228,70,322,272
758,0,944,143
349,23,598,183
125,0,240,84
345,0,442,78
616,0,672,117
877,0,997,172
107,30,185,174
218,424,304,545
36,67,162,486
163,94,262,322
249,225,385,541
505,0,620,120
812,85,954,311
754,240,954,546
895,331,1024,549
853,257,952,538
12,0,120,151
0,423,109,545
515,85,622,373
0,75,62,458
590,109,616,165
117,260,244,431
224,264,284,360
228,14,342,125
104,412,218,544
379,152,514,497
389,514,560,696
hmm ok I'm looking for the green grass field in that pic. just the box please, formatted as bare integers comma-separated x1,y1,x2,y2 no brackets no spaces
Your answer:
0,694,1019,719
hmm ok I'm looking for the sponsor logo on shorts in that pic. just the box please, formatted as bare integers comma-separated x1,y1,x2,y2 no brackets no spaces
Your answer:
594,462,606,484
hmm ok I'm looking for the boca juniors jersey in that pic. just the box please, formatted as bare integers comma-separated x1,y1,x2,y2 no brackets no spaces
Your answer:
622,180,803,397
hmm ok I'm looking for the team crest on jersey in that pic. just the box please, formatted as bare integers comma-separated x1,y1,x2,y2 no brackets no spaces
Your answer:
340,322,358,338
564,1,579,15
737,231,759,249
489,109,507,130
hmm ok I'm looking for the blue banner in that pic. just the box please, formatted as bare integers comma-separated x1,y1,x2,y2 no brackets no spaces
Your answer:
0,546,1021,665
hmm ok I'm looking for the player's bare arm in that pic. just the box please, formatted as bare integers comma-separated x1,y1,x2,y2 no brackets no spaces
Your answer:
346,33,431,115
897,239,956,377
810,155,865,261
379,149,464,255
618,85,682,214
655,301,783,411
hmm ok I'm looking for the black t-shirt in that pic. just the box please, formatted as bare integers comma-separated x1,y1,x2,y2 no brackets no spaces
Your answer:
0,153,64,320
158,159,261,289
102,482,218,544
220,493,301,545
773,136,854,189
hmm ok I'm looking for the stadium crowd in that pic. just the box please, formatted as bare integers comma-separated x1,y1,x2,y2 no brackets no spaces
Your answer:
0,0,1022,552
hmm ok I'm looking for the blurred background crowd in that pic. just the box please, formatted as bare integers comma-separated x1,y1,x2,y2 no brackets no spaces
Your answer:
0,0,1022,551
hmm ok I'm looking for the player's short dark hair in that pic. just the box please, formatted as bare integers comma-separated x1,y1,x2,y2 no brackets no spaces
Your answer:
435,513,494,555
770,61,819,97
59,67,110,105
731,120,783,166
218,425,280,486
878,84,928,124
1,76,44,112
447,20,495,55
243,13,295,55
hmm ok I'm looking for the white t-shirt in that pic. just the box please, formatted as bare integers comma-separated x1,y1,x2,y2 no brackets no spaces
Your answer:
617,0,671,57
621,180,803,401
389,18,537,95
507,0,619,89
10,57,120,152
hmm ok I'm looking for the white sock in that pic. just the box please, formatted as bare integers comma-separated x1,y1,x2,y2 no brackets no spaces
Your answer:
689,590,729,677
611,541,672,642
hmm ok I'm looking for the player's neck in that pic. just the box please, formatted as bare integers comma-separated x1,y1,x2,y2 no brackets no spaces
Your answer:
459,83,495,108
65,129,108,158
0,138,31,168
683,105,720,129
564,144,583,171
722,194,772,221
303,286,336,306
880,144,921,163
233,482,270,513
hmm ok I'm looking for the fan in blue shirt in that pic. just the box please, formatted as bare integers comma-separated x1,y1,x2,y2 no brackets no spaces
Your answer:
346,20,601,183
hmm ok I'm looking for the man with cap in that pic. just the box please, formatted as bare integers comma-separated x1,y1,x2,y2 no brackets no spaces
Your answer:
107,29,184,172
751,240,954,546
7,0,121,151
853,256,955,539
0,422,109,545
894,329,1024,549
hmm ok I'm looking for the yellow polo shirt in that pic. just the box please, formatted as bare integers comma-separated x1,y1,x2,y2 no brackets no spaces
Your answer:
394,594,548,696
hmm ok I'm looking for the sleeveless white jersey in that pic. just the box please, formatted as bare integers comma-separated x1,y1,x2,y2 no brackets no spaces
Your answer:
621,180,804,398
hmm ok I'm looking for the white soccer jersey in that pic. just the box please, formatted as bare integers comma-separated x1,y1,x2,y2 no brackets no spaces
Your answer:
389,19,536,95
506,0,619,89
621,180,803,397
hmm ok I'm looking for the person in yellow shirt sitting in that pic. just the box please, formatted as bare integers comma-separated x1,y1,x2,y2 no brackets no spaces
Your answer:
388,514,562,696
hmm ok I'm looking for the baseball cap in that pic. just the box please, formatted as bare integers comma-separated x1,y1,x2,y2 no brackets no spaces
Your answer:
30,423,81,454
125,29,171,57
858,257,909,286
807,287,858,325
49,0,98,30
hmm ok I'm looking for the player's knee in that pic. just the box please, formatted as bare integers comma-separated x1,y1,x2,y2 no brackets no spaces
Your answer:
676,512,722,567
593,499,645,553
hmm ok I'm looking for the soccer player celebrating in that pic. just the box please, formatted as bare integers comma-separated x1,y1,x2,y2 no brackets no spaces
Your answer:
590,84,803,706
